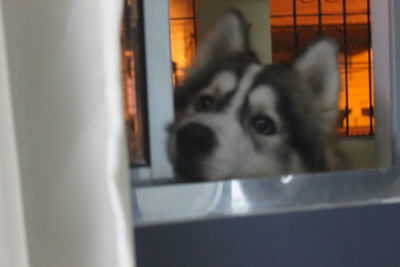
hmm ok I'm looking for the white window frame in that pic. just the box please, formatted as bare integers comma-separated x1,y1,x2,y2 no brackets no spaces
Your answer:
371,0,400,168
131,0,174,182
133,0,400,182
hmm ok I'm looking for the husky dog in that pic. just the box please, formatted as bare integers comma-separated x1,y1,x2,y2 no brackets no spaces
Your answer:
167,9,343,181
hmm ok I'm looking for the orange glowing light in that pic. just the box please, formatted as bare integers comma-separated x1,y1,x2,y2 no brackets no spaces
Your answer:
169,0,196,86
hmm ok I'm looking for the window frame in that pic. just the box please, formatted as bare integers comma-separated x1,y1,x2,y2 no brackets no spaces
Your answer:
131,0,174,182
393,0,400,166
372,0,400,167
133,0,400,181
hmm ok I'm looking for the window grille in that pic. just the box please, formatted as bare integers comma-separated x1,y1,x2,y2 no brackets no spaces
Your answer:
270,0,374,136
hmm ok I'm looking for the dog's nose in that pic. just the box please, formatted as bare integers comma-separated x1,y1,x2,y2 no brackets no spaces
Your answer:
176,122,216,158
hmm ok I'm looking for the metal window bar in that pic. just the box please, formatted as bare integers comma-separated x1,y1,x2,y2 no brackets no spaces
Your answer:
367,0,374,134
342,0,350,136
274,0,374,136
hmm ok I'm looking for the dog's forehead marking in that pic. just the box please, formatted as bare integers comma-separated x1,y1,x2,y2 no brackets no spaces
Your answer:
206,71,237,94
227,64,263,114
248,85,277,112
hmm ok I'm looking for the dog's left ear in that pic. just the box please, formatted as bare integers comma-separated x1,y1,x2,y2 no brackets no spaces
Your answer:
293,38,341,132
186,9,250,78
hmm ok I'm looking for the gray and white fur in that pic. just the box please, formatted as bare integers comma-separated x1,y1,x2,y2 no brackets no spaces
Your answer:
167,9,343,181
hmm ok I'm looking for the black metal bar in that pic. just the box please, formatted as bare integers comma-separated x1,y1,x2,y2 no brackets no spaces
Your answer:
342,0,350,136
318,0,323,35
192,0,198,48
367,0,373,135
293,0,299,50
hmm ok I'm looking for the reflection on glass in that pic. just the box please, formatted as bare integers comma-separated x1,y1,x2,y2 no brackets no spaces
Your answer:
281,175,294,184
231,180,250,212
121,0,148,165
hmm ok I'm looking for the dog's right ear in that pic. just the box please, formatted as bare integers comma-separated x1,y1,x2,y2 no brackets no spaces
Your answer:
186,9,250,78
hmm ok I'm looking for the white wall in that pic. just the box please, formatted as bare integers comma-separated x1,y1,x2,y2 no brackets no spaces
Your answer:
196,0,272,64
1,1,134,267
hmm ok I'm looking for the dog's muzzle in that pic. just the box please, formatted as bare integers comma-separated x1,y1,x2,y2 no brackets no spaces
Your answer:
177,122,216,158
174,122,216,181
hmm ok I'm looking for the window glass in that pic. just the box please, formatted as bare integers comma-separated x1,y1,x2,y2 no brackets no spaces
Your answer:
121,0,149,165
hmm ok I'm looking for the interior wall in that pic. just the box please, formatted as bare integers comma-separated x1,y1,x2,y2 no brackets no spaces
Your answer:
195,0,272,64
339,138,377,170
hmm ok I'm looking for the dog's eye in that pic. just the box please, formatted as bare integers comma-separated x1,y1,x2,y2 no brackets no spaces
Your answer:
195,95,214,112
252,116,276,135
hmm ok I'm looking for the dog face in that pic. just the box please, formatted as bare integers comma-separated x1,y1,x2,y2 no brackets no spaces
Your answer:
168,10,341,181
